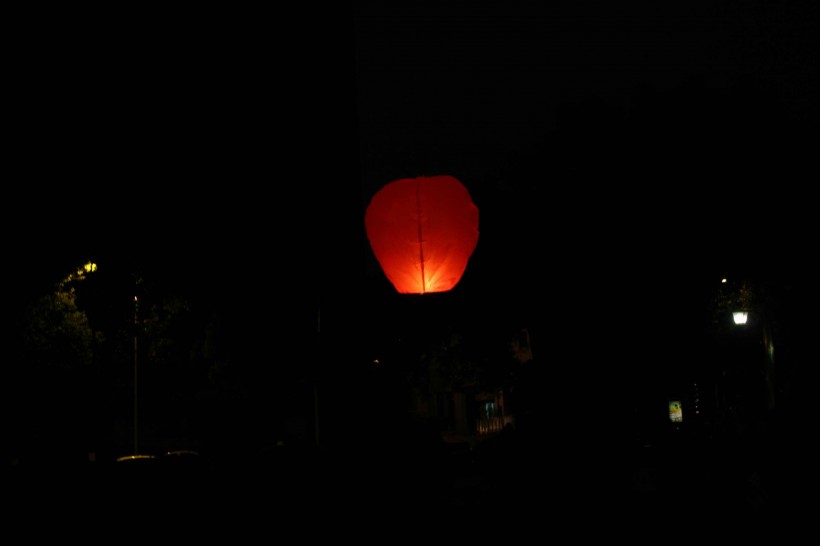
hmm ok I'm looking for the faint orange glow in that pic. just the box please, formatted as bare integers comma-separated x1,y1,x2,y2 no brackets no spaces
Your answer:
116,454,156,462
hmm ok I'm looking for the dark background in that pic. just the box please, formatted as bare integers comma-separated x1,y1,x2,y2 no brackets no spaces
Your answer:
353,0,818,441
4,2,818,484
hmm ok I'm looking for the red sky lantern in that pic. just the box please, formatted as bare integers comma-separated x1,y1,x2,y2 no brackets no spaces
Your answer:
365,175,479,294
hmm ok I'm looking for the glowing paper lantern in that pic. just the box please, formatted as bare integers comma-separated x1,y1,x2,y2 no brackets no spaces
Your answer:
365,175,479,294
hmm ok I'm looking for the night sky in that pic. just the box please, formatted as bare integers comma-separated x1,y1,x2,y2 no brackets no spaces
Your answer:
8,3,816,315
354,2,817,372
4,3,819,510
351,5,818,524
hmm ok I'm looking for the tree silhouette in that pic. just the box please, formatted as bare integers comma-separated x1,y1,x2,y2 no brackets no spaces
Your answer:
22,286,95,373
7,260,239,460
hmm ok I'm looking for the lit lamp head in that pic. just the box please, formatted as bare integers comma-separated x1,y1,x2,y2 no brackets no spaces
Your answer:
732,311,748,325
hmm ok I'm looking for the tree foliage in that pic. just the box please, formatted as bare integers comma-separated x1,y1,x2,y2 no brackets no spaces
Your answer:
708,276,774,342
414,327,517,397
22,286,95,372
18,261,229,395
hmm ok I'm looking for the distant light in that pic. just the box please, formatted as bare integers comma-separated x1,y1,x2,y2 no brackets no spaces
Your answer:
669,400,683,423
721,278,727,283
733,311,748,325
62,260,98,287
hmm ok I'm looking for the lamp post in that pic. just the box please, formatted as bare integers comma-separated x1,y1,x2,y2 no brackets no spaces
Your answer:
133,293,139,455
116,277,158,465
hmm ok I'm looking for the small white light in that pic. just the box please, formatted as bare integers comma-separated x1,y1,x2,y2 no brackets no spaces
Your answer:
732,311,748,325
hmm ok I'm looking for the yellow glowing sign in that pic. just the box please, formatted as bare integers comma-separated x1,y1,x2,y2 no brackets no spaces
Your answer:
669,401,683,423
